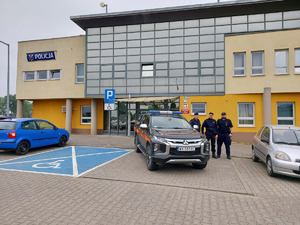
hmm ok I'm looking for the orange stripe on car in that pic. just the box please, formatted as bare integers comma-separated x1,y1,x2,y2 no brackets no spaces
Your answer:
134,126,151,142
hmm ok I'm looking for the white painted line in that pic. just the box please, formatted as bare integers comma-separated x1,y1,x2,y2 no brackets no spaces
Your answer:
0,150,129,166
0,167,74,177
72,146,78,176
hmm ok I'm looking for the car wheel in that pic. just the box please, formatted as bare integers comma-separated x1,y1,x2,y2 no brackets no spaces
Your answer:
146,155,159,171
266,157,276,177
16,141,30,155
134,134,141,153
252,147,259,162
58,135,67,147
192,162,207,169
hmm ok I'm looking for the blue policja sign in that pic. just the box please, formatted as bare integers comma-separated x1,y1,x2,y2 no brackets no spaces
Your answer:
27,51,56,62
105,89,115,103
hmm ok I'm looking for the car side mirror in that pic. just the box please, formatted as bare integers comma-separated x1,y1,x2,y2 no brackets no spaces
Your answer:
193,125,199,129
140,124,148,129
261,137,269,144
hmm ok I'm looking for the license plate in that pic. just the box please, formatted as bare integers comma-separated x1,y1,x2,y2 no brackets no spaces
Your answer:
177,146,195,151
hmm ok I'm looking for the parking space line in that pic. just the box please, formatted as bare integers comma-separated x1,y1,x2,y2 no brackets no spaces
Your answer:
72,146,78,176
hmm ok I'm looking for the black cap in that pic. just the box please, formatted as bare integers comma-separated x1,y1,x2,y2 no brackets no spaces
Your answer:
209,112,214,115
194,112,199,116
221,112,226,115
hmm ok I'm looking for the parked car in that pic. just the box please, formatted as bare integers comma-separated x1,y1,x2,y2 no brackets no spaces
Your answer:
0,115,9,120
252,125,300,178
0,118,69,155
134,111,210,171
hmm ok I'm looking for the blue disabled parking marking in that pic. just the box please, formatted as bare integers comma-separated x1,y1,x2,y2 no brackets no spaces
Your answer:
0,146,131,177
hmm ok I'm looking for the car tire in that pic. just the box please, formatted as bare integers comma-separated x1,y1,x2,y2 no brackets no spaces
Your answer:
252,147,259,162
16,141,30,155
146,155,159,171
134,134,141,153
266,157,276,177
192,162,207,169
58,135,67,147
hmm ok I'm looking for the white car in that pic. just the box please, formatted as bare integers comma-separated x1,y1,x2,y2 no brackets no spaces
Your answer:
252,125,300,178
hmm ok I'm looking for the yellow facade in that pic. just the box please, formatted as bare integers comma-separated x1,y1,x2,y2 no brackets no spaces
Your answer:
180,94,263,134
225,29,300,94
16,35,85,100
32,99,104,132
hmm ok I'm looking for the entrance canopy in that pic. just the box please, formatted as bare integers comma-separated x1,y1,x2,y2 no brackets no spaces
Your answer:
116,96,179,105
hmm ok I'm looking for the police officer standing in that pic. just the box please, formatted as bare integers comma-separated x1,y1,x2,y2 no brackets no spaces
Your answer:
189,112,201,133
216,112,233,159
201,112,218,158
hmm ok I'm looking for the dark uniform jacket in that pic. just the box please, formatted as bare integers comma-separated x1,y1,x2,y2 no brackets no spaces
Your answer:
189,118,201,132
216,119,233,135
201,118,217,135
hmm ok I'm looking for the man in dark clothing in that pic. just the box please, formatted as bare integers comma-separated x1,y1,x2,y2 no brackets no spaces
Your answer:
217,112,233,159
201,112,218,158
189,112,201,133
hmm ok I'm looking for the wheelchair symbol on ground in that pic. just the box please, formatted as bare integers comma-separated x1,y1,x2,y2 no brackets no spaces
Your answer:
0,146,130,177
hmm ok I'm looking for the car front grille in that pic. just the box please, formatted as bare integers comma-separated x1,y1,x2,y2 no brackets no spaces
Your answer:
165,138,202,145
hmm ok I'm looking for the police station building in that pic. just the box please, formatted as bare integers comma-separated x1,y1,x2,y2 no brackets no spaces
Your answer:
16,0,300,141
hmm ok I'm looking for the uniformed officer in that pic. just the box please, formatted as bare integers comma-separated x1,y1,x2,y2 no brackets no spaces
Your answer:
216,112,233,159
201,112,218,158
189,112,201,132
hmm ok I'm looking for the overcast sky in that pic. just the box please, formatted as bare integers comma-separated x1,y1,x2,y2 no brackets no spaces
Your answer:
0,0,234,97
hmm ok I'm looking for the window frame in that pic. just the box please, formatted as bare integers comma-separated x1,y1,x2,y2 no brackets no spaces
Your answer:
191,102,206,116
49,69,62,80
251,51,264,76
275,49,289,75
238,102,255,127
81,105,91,125
277,102,295,125
37,70,48,81
141,63,154,77
76,64,84,83
233,52,246,77
295,48,300,74
24,71,35,81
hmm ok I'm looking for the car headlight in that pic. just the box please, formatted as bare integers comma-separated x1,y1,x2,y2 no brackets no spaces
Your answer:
153,136,166,143
275,151,291,161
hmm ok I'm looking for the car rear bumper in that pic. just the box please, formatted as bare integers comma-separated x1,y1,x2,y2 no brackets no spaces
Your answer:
151,154,210,164
0,140,17,150
273,160,300,178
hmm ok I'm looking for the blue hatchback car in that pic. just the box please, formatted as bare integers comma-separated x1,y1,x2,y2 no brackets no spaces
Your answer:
0,119,69,155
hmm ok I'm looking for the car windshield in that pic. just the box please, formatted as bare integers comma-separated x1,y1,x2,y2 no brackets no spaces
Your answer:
272,129,300,145
0,121,17,130
151,116,192,129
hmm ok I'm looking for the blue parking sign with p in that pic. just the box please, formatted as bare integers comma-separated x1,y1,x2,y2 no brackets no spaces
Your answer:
105,89,115,103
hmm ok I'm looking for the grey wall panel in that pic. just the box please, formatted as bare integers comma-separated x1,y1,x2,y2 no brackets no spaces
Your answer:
185,77,199,84
87,28,100,35
127,86,140,94
101,27,113,34
169,53,184,61
100,79,112,87
87,87,100,95
200,85,215,93
141,78,154,86
114,87,126,94
141,23,155,31
284,10,300,20
155,86,168,93
266,12,282,21
87,57,100,64
216,17,231,25
155,78,169,85
232,15,247,24
87,72,100,80
114,79,126,86
184,85,199,93
184,20,199,28
216,84,225,92
170,85,183,93
114,26,126,33
200,18,214,27
156,70,168,76
284,19,300,29
266,21,282,30
200,76,215,84
169,77,183,85
142,86,155,93
127,79,140,86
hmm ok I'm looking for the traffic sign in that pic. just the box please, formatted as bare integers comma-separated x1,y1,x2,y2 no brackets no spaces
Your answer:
182,103,188,109
105,89,115,103
104,103,115,111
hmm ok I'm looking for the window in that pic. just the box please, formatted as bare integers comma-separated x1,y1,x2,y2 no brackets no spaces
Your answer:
50,70,61,79
275,50,288,74
191,103,206,115
141,64,154,77
251,52,264,75
36,121,55,130
22,121,38,130
233,53,245,76
238,103,255,127
81,106,91,124
37,70,47,80
76,64,84,83
277,102,294,125
261,127,270,143
295,49,300,74
24,71,35,81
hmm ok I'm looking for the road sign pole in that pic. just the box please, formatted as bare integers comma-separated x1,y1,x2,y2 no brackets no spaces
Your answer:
108,110,111,145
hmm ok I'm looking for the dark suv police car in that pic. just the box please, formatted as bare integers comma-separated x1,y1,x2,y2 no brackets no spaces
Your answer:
134,111,210,171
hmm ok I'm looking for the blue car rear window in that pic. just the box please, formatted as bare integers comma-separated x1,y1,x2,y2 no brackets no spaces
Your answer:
0,122,17,130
